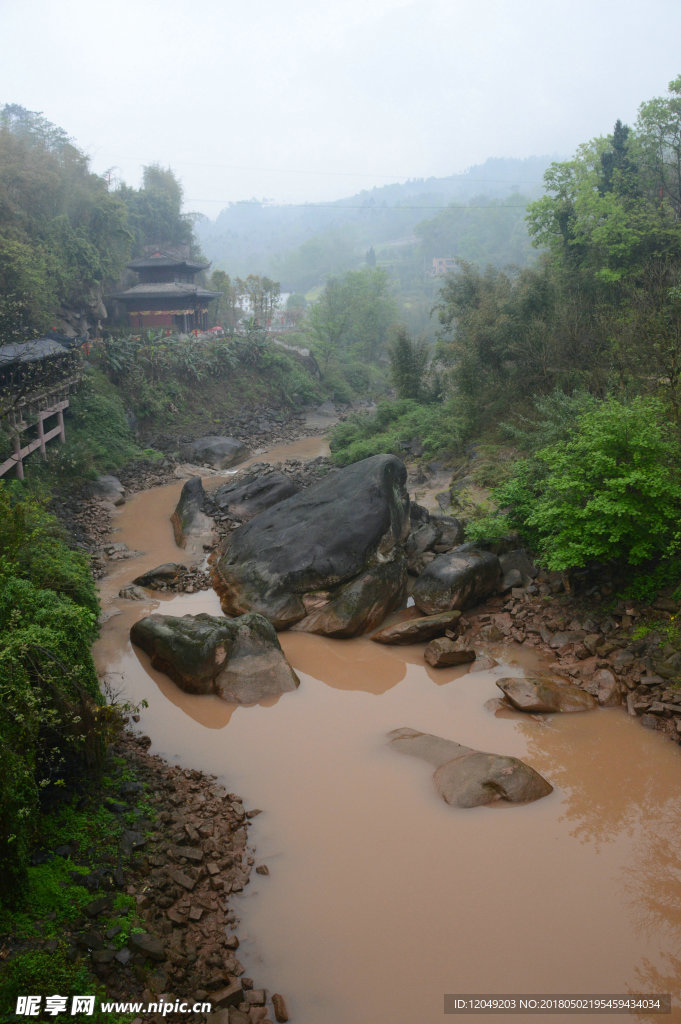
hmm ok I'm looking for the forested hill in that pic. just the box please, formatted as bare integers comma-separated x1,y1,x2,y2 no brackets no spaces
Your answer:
194,155,553,292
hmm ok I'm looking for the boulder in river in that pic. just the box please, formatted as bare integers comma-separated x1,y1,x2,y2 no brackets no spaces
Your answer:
411,548,501,614
423,637,476,667
130,612,299,703
496,676,598,713
291,551,408,638
212,454,410,634
133,563,184,588
171,476,215,552
180,436,249,469
370,610,461,645
387,727,553,808
212,470,299,522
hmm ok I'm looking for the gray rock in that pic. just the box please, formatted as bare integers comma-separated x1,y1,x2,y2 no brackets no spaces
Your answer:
411,548,501,614
213,470,299,521
424,637,476,667
130,612,300,703
370,610,461,645
500,568,523,591
292,551,407,638
431,514,465,551
133,563,183,587
128,932,165,962
171,476,215,552
213,454,410,633
387,727,552,807
88,474,125,505
496,676,598,713
434,752,553,808
118,585,149,601
181,436,249,469
499,549,537,584
593,668,621,707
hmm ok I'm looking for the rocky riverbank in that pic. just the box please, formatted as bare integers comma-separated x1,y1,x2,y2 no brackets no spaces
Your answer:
103,731,287,1024
456,570,681,745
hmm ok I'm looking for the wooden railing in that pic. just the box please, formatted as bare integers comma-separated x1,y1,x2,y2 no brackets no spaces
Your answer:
0,378,79,480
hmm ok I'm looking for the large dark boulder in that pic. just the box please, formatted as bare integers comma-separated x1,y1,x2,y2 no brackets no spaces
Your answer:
212,470,299,522
212,454,410,633
387,727,553,808
130,612,299,703
292,551,408,638
180,436,249,469
171,476,215,552
411,547,501,614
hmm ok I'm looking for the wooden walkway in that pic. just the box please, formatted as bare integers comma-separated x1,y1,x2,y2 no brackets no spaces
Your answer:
0,379,77,479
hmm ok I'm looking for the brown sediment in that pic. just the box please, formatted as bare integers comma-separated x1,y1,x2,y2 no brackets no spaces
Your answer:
92,439,681,1024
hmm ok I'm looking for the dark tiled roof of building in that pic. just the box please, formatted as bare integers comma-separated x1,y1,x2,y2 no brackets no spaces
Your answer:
127,249,209,273
0,335,81,368
112,282,220,301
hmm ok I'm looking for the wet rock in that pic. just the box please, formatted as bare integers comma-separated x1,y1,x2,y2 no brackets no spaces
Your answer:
370,610,461,645
496,676,598,713
212,471,300,522
128,932,166,962
212,981,245,1007
424,637,476,667
87,474,126,506
431,514,465,552
387,727,552,807
272,994,290,1023
434,753,552,808
469,654,498,673
171,476,215,552
118,584,149,601
411,548,501,614
593,668,621,707
180,436,249,469
213,454,410,633
133,563,184,588
498,549,537,585
500,568,523,591
292,552,408,638
130,612,299,703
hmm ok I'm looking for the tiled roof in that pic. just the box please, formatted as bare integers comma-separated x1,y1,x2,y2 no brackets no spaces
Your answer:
113,282,220,301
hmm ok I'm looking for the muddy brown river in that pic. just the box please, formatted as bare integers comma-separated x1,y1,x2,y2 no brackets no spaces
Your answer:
94,439,681,1023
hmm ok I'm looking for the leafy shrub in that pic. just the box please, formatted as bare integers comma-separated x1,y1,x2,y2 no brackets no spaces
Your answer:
0,486,104,900
329,398,464,466
470,396,681,570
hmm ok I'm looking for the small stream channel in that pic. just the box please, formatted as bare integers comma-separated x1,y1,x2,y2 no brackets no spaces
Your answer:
94,437,681,1024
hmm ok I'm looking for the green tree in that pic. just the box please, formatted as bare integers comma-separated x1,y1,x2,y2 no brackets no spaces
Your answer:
388,327,429,399
480,396,681,571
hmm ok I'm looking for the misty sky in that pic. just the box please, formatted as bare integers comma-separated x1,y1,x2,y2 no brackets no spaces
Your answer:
2,0,681,218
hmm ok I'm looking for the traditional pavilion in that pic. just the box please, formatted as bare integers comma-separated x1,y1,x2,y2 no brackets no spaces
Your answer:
113,249,220,332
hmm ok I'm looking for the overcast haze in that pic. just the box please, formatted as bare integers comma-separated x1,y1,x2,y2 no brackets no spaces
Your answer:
3,0,681,217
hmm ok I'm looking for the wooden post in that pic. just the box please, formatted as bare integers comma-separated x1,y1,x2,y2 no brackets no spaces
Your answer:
57,408,66,443
38,412,46,457
13,434,24,480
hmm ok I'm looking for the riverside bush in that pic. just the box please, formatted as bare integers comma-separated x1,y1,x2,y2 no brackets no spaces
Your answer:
0,485,104,899
329,398,464,466
468,396,681,571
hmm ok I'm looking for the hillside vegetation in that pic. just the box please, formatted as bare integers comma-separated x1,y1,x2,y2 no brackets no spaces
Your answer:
331,76,681,593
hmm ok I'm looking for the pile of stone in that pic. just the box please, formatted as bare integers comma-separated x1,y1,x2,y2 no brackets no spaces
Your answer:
457,575,681,743
84,731,289,1024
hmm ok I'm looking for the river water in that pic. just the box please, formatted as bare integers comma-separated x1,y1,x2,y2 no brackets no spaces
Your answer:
94,439,681,1024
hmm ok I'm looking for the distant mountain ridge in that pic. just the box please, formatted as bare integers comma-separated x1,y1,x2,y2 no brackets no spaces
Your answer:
195,155,556,291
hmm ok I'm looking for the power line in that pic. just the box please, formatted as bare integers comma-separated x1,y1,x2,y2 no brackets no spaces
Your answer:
185,199,534,210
